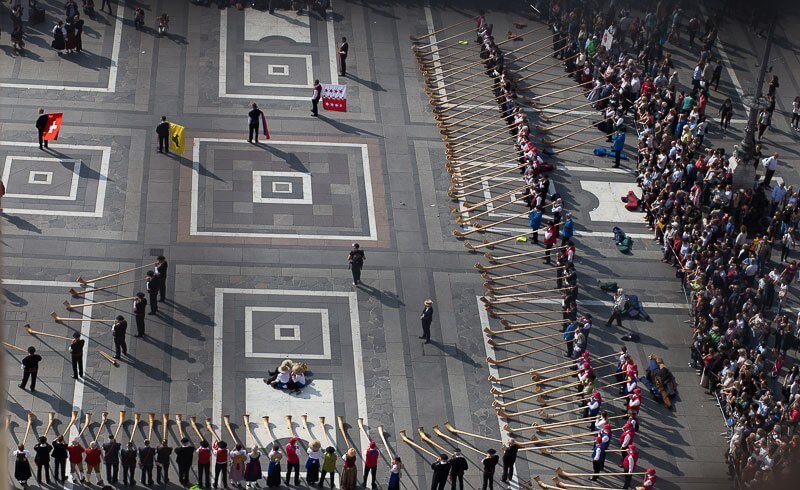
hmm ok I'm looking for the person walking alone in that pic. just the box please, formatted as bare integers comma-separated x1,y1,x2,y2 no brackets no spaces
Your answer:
419,299,434,343
247,103,264,144
69,332,84,379
19,346,42,391
156,116,170,154
311,80,322,117
605,288,628,328
348,243,365,286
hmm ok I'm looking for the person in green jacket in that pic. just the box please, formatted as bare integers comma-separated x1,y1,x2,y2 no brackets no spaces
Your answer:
320,447,337,487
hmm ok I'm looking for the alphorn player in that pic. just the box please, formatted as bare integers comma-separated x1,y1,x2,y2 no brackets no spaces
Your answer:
133,293,147,338
102,436,121,484
69,332,85,380
174,438,195,486
19,346,42,391
154,255,168,302
145,271,160,316
33,436,52,484
112,316,128,359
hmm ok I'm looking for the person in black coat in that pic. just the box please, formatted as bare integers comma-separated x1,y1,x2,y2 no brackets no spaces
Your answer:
156,116,170,153
480,449,499,490
500,439,518,483
112,316,128,359
34,436,52,484
52,436,68,482
449,449,468,490
156,439,173,484
247,103,264,144
419,299,434,343
311,80,322,117
138,440,155,486
155,255,168,302
19,346,42,391
338,37,349,76
120,442,137,486
133,293,147,337
69,332,84,379
174,438,194,486
36,108,49,149
102,436,121,484
145,271,160,316
430,454,451,490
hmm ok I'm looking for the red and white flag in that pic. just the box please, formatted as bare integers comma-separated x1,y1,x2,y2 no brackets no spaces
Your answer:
322,84,347,112
43,113,63,141
261,112,271,139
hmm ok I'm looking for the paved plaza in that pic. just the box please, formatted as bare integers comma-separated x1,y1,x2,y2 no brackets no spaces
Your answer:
2,1,800,489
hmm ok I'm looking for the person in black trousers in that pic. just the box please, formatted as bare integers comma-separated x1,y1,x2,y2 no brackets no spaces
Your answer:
19,346,42,391
138,440,155,486
500,439,518,483
120,442,136,486
311,79,322,117
348,243,365,286
133,293,147,337
69,332,84,379
101,0,113,14
430,454,451,490
480,449,499,490
36,109,48,149
419,299,434,343
112,316,128,359
155,255,168,302
102,436,120,484
247,103,263,144
156,116,170,153
338,37,349,76
449,449,468,490
52,436,68,482
145,271,160,316
174,438,194,486
33,436,52,484
156,439,172,484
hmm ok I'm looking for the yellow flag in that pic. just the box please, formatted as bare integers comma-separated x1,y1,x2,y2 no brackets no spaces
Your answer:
169,123,185,154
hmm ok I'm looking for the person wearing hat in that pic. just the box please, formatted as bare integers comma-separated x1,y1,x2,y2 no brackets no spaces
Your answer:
480,448,499,490
362,441,379,488
585,392,602,427
641,468,657,488
347,243,366,286
340,448,358,489
145,270,160,315
19,346,42,391
69,332,85,380
618,422,636,466
111,316,128,359
420,299,434,344
449,449,468,490
133,292,147,337
628,387,642,414
284,438,299,486
271,363,292,390
606,288,627,328
590,436,605,481
155,255,168,302
33,436,52,484
621,444,639,489
305,440,321,485
387,456,402,490
430,454,451,490
67,438,86,483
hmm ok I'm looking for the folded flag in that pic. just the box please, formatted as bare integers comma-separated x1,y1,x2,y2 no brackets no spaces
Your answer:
322,84,347,112
43,113,64,141
261,113,270,139
170,123,186,154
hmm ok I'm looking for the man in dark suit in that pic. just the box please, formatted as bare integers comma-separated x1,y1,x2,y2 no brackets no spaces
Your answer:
36,108,49,149
419,300,434,344
311,80,322,117
69,332,84,379
338,37,349,76
174,438,194,486
102,436,121,484
19,346,42,391
133,293,147,337
112,316,128,358
138,440,155,486
155,255,168,302
156,116,170,153
247,102,263,144
145,271,160,316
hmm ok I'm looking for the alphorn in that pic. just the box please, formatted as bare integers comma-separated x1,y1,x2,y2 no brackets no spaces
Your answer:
540,96,609,122
261,417,273,444
527,82,586,101
320,417,337,451
205,418,220,442
457,195,530,224
450,160,525,187
64,296,136,311
537,380,627,407
487,288,570,302
413,25,478,51
542,118,611,146
453,210,531,238
161,413,169,441
431,425,483,456
148,413,155,442
539,395,629,419
24,324,71,340
243,414,253,445
3,341,27,352
113,411,126,440
78,413,92,438
418,427,448,454
551,476,629,488
131,413,140,442
508,413,627,434
448,152,525,178
488,309,560,318
427,37,552,81
490,379,541,397
378,425,395,461
482,264,562,282
500,317,569,329
450,178,524,201
70,278,138,297
445,125,520,154
399,430,437,458
43,412,56,437
556,467,648,479
22,413,35,446
336,416,348,448
481,287,573,306
532,360,616,383
224,415,237,444
77,262,156,284
488,368,535,383
532,476,560,490
530,353,619,377
487,329,564,348
49,313,116,323
417,23,547,57
98,350,119,366
529,430,618,446
478,246,568,270
486,246,568,262
486,318,566,337
444,113,517,144
447,143,518,169
357,417,370,443
482,296,564,315
409,16,473,42
486,276,561,293
530,91,589,112
190,416,204,442
93,412,109,443
465,231,534,251
176,414,185,440
443,422,501,444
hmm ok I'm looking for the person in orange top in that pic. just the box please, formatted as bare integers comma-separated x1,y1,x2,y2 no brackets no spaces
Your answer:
67,439,86,483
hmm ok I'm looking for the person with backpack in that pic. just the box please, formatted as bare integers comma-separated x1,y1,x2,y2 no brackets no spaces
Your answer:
347,243,366,286
606,288,628,328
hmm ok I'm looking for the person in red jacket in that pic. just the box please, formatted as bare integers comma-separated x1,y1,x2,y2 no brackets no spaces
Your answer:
627,388,642,414
617,422,636,466
362,441,379,488
84,441,103,485
543,220,559,264
641,468,657,488
284,438,300,486
213,440,229,489
197,440,212,488
621,444,639,489
67,439,86,483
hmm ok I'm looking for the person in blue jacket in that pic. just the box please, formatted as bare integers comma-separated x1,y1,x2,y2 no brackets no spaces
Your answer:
562,321,577,358
612,130,626,168
561,213,574,246
529,207,543,244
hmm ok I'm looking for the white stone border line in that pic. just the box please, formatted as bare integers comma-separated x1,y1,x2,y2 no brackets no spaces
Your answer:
3,157,81,201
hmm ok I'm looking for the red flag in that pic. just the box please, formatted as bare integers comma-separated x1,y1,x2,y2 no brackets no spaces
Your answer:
261,113,270,139
322,84,347,112
43,113,63,141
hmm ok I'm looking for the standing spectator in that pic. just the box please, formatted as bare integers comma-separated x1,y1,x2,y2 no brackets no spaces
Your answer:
688,16,698,47
156,439,173,485
768,75,780,97
319,446,336,487
348,243,366,286
247,103,264,144
174,438,194,486
73,14,84,52
33,436,52,484
757,108,772,141
19,346,41,391
719,98,733,131
120,442,137,486
36,108,49,150
449,449,468,490
529,207,543,244
284,438,299,486
65,0,79,22
69,332,84,379
480,449,499,490
543,220,558,264
710,59,723,91
0,178,5,213
156,116,170,153
14,444,32,486
68,439,86,483
605,288,628,328
102,436,120,484
85,441,103,484
338,37,349,76
762,152,779,188
612,130,626,167
500,439,518,484
52,20,66,54
781,228,794,263
311,80,322,117
362,441,379,489
138,440,155,486
791,96,800,131
419,299,434,343
52,436,68,482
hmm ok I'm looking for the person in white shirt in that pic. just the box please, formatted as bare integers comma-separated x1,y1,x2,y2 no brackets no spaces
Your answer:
762,152,779,188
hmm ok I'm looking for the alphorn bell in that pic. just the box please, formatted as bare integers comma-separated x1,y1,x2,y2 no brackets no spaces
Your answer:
94,412,109,443
24,324,71,340
261,416,274,445
22,413,35,446
224,415,237,444
176,414,185,440
148,413,155,442
79,412,92,438
417,427,448,454
113,411,126,440
398,430,436,458
43,412,56,437
70,278,138,298
64,296,136,311
190,416,204,442
131,413,141,442
50,312,117,323
205,418,220,442
77,262,157,284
